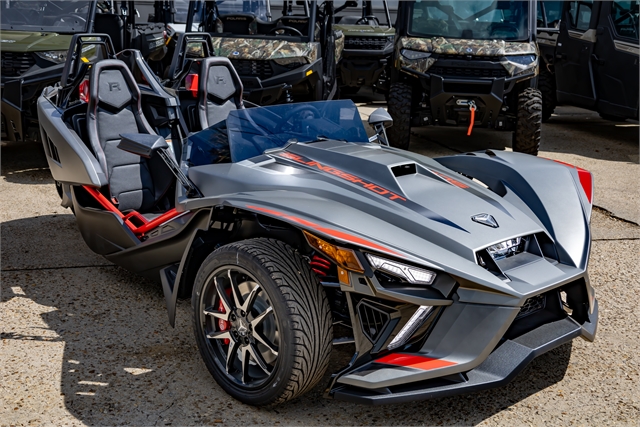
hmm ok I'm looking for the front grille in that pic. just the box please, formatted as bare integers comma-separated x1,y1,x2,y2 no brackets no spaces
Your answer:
517,294,546,319
229,59,273,80
439,54,502,62
430,65,507,78
1,52,35,78
357,300,390,343
344,36,388,50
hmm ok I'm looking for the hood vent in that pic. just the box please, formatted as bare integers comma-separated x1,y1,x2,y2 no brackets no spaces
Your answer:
391,163,416,177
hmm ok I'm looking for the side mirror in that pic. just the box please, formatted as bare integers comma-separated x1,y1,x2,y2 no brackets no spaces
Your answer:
118,133,168,158
368,108,393,146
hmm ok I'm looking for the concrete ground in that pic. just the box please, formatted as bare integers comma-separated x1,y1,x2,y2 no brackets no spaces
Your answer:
1,105,639,426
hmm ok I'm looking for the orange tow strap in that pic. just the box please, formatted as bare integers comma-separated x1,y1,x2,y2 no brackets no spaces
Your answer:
467,102,476,136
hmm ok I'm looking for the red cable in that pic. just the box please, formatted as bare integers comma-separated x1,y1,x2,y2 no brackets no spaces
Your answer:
467,106,476,136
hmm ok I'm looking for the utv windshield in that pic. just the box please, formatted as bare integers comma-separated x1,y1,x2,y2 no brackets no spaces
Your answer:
1,0,93,33
408,0,530,41
188,100,369,165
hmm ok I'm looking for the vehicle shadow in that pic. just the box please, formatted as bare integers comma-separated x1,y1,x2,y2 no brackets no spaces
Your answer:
0,139,53,185
2,213,573,426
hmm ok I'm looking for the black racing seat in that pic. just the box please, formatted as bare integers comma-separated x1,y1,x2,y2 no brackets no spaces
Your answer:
337,15,361,25
219,13,256,35
86,59,173,213
198,56,245,130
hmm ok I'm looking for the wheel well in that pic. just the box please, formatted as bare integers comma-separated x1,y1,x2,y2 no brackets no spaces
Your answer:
176,207,308,299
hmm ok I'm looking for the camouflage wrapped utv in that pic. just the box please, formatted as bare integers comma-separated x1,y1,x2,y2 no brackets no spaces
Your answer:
333,0,394,95
187,0,343,105
387,1,543,155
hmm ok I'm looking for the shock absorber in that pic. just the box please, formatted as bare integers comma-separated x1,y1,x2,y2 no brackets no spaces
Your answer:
310,254,332,278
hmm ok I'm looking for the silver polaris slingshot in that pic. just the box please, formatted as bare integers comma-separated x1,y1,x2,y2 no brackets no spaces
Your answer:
37,34,598,406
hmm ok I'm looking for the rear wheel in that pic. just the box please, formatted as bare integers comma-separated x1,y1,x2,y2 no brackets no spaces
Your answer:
192,238,332,407
512,88,542,155
386,82,412,150
539,70,556,122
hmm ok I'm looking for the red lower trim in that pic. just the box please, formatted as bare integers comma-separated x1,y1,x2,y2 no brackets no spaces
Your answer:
376,353,456,371
82,185,182,238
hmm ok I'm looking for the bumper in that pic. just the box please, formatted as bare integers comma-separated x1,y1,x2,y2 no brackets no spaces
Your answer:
331,299,598,405
1,63,64,142
240,60,323,105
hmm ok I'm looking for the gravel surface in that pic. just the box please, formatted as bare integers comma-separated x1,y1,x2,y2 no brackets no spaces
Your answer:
1,105,639,426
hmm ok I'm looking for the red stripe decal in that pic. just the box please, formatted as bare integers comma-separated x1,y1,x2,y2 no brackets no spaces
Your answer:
576,168,593,203
429,169,469,189
376,353,456,371
246,205,401,256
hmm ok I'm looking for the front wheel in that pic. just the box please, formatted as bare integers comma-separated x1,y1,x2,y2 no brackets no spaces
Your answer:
192,238,332,406
538,70,556,122
386,82,413,150
512,88,542,155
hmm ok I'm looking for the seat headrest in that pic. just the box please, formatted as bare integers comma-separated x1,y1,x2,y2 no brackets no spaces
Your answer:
199,57,243,102
88,59,140,112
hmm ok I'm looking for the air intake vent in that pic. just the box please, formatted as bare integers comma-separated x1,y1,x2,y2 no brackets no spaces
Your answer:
516,294,546,319
46,136,60,164
230,59,273,80
357,300,391,343
1,52,35,78
345,36,389,50
392,163,416,177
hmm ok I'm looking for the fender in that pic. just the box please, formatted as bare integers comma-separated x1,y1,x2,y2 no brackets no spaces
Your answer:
436,150,593,269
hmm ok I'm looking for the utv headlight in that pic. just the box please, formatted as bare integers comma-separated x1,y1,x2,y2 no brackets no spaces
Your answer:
366,254,436,285
401,49,431,60
273,57,307,67
504,54,537,76
35,50,67,64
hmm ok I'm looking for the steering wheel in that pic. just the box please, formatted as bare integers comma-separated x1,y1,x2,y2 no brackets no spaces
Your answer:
54,14,87,27
355,15,380,26
275,105,321,134
268,26,304,37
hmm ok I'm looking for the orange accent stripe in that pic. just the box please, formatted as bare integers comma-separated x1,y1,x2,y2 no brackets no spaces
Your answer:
246,205,401,256
376,353,456,371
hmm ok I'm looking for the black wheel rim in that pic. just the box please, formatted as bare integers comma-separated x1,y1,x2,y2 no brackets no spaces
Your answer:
200,266,280,388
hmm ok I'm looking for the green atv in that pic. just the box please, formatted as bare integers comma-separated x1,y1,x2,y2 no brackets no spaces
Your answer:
387,0,543,155
1,0,170,143
184,0,343,105
333,0,394,95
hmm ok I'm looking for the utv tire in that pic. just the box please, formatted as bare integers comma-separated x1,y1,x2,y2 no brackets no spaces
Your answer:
538,70,556,122
192,238,332,407
386,82,412,150
512,88,542,156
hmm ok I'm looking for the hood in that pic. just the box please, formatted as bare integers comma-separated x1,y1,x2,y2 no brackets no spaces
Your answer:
211,37,319,63
0,31,72,52
186,141,549,293
400,36,538,56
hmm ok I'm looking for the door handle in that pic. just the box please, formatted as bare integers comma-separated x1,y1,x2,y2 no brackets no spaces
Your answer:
591,54,605,66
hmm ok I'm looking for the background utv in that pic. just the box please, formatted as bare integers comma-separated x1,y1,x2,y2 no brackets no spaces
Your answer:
387,0,543,155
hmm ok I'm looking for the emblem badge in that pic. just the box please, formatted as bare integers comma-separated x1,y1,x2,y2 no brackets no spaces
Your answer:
472,213,498,228
466,47,473,53
232,51,240,55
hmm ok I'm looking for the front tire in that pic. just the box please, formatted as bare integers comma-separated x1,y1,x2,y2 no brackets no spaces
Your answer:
386,82,412,150
538,70,556,122
192,238,332,406
512,88,542,155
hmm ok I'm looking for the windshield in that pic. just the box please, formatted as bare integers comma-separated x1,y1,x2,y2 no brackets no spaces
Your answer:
409,1,530,41
188,100,369,165
1,1,92,33
335,1,391,27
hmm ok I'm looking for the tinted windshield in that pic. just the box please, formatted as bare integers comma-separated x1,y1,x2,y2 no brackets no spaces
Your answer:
1,1,92,33
188,100,369,165
409,1,530,41
335,1,391,27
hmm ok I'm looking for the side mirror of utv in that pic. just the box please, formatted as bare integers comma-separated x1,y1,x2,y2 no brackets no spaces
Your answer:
368,108,393,146
118,133,168,158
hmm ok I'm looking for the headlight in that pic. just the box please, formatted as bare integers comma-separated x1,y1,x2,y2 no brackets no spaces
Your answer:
273,57,307,67
366,254,436,285
504,54,537,76
401,49,431,60
387,35,395,43
35,50,67,64
485,237,524,260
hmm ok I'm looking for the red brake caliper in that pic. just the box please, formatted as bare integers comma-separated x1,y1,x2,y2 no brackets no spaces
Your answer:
218,290,231,345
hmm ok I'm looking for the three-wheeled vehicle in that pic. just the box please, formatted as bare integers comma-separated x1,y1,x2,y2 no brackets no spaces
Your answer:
1,0,169,143
182,0,343,105
386,0,543,155
37,33,598,407
333,0,395,95
537,0,639,122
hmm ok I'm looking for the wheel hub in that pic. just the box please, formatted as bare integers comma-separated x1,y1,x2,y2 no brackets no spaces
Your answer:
230,310,253,345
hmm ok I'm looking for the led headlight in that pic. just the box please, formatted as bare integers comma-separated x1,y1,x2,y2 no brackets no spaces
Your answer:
486,237,523,260
504,54,537,76
387,305,433,350
366,254,436,285
274,57,307,67
401,49,431,60
35,50,67,64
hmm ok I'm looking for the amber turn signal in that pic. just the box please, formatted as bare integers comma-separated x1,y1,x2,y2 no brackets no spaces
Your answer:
303,231,364,273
